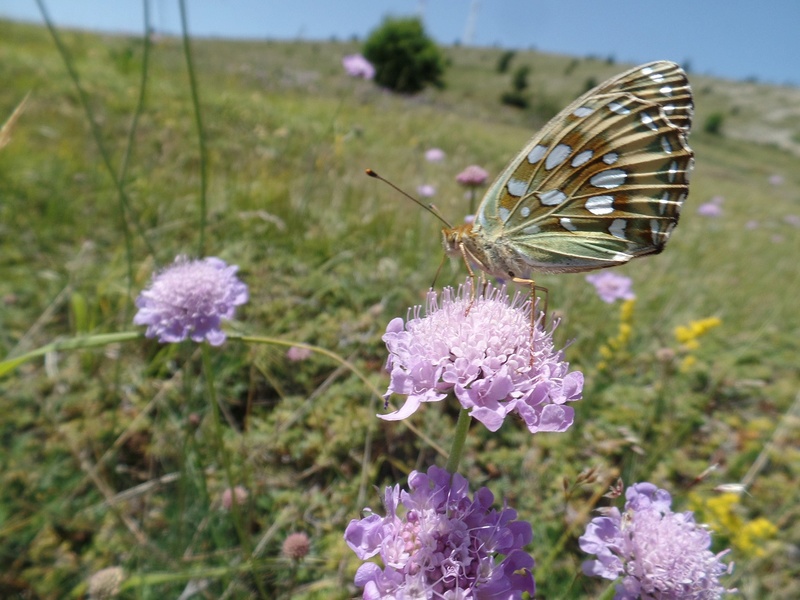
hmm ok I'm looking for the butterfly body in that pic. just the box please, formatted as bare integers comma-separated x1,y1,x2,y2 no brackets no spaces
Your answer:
443,61,694,280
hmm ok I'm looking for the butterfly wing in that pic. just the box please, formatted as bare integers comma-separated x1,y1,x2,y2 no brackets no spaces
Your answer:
474,61,694,274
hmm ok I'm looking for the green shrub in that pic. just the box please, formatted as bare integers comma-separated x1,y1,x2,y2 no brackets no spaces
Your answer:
363,16,446,93
500,64,531,108
511,64,530,92
500,91,529,109
582,76,598,93
497,50,516,73
704,112,725,135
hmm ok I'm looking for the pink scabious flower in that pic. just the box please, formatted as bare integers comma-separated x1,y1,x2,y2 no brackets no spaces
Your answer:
579,482,734,600
697,195,724,217
345,465,535,600
697,203,722,217
417,184,436,198
134,256,248,346
783,214,800,228
585,272,636,304
456,165,490,187
381,280,583,433
425,147,446,163
286,345,313,362
342,53,376,79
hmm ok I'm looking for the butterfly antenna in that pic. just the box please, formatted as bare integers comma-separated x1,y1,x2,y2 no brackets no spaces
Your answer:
365,169,453,229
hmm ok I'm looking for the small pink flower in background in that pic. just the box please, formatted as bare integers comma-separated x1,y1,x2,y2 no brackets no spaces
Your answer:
424,147,445,162
697,202,723,217
464,214,476,224
745,220,759,230
769,174,784,186
286,346,312,361
282,532,311,560
586,272,635,304
456,164,490,187
783,214,800,228
221,486,248,510
580,482,734,599
342,54,375,79
416,184,436,198
345,466,535,599
133,256,248,346
381,280,583,434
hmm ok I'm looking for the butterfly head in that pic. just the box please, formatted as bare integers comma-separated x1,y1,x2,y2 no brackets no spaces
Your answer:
442,223,526,281
442,224,473,259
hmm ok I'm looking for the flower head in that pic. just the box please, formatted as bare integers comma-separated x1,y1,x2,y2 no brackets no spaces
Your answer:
286,345,313,362
456,165,490,187
381,280,583,433
282,532,311,560
783,214,800,228
580,482,734,600
697,201,723,217
343,54,376,79
134,256,248,346
417,184,437,198
585,272,636,303
425,147,446,163
221,485,248,510
345,465,535,599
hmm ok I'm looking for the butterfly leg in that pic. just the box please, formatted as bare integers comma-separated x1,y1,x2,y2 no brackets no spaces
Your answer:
512,277,549,365
458,242,480,315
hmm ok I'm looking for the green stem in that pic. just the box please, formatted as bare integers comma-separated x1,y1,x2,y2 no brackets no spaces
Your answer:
0,331,142,378
36,0,155,264
200,345,268,599
445,408,471,474
233,334,385,405
596,581,619,600
178,0,209,257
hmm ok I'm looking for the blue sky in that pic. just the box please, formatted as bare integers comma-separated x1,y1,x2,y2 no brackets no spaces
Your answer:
3,0,799,86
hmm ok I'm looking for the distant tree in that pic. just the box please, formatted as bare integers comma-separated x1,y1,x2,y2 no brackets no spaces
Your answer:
582,76,598,93
500,64,530,108
497,50,516,73
363,17,446,93
704,112,725,135
511,64,530,92
564,58,580,75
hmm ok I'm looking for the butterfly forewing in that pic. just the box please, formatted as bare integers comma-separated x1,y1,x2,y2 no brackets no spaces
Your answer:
471,61,693,275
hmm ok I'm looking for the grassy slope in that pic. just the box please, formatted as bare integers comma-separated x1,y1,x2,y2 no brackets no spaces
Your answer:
1,19,798,599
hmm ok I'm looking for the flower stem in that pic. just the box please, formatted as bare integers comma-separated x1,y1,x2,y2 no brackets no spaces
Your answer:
597,581,619,600
445,407,471,474
201,344,268,599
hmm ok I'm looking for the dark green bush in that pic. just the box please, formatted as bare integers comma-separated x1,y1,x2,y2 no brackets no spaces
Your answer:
500,91,529,109
511,64,530,92
501,64,530,108
704,112,725,135
363,17,446,93
497,50,516,73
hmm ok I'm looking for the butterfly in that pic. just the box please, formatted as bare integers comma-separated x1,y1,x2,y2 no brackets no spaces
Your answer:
442,61,694,283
